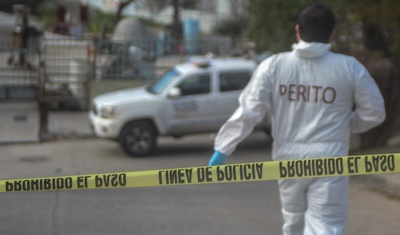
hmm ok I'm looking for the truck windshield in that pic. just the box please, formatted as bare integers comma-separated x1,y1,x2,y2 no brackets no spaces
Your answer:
147,69,180,94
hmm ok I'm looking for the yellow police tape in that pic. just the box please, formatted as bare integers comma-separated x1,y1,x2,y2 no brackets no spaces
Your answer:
2,153,400,192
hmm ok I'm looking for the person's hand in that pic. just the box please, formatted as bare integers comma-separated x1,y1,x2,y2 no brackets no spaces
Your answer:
208,151,227,166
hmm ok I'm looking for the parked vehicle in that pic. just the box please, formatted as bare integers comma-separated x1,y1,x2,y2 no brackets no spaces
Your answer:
89,57,270,156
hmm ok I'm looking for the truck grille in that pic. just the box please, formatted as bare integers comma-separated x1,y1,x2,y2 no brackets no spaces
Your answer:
92,103,98,115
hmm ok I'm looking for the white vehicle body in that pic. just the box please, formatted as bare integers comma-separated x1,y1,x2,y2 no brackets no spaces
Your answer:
89,57,270,156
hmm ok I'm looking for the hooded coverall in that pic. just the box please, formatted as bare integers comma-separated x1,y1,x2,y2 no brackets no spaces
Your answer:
213,40,386,235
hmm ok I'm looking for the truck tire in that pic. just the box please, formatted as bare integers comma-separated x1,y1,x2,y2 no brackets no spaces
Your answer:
119,121,157,157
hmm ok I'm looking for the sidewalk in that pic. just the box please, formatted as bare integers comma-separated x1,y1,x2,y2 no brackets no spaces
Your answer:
8,111,400,198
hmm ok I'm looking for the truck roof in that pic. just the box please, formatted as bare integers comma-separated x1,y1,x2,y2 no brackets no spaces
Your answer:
175,57,257,74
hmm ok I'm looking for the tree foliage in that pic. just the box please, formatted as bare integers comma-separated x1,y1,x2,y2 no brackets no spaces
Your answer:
246,0,400,59
353,0,400,59
246,0,308,53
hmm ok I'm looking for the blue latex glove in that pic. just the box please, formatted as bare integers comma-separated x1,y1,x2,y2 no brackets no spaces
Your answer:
208,151,227,166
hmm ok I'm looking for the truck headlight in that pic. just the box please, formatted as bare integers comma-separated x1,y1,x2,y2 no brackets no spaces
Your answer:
99,106,115,119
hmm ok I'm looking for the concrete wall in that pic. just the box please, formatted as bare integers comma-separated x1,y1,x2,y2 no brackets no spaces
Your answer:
0,102,39,143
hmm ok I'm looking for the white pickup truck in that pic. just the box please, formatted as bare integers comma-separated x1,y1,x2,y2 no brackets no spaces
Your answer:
89,57,270,157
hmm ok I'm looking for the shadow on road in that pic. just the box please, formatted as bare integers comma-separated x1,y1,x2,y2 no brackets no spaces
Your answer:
154,132,272,158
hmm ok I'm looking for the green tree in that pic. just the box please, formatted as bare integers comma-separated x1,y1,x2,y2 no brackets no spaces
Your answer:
353,0,400,59
246,0,400,59
246,0,309,53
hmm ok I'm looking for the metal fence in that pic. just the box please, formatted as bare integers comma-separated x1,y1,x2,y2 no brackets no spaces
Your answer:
94,38,157,81
0,38,39,101
0,33,234,108
94,36,233,81
0,33,234,140
40,34,94,110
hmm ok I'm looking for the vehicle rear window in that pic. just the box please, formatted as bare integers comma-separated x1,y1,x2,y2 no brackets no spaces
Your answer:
219,71,251,92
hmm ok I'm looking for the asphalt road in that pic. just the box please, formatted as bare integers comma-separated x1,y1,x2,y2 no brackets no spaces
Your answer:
0,132,399,235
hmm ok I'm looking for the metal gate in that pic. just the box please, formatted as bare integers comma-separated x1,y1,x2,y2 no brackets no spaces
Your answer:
0,30,41,143
0,32,94,143
40,33,94,111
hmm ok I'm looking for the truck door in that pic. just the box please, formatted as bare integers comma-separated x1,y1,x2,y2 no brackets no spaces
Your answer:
213,70,252,124
168,72,214,133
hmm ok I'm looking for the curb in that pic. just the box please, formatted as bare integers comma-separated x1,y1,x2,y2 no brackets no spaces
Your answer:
41,132,95,142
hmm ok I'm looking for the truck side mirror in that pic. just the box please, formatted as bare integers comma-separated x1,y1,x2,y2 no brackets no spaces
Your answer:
167,87,181,98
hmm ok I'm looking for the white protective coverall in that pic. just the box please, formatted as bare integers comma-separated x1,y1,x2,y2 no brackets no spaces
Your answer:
214,40,386,235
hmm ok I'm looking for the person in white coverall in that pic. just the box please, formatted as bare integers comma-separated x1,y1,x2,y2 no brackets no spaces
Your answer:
208,4,386,235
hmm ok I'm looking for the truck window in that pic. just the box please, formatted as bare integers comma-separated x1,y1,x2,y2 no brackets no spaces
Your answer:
219,71,251,92
178,73,211,96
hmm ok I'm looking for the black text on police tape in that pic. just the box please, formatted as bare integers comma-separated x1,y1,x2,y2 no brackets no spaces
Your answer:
158,163,264,185
279,155,395,178
5,173,127,192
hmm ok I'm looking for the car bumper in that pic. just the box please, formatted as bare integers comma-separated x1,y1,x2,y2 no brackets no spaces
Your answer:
89,112,122,139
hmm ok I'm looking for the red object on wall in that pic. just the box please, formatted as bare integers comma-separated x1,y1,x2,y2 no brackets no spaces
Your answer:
57,4,67,22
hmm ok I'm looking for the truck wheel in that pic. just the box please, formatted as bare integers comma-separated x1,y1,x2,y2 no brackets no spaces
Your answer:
119,121,157,157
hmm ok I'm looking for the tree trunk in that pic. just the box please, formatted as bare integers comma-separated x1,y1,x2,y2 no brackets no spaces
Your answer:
171,0,182,41
115,0,134,25
362,20,390,57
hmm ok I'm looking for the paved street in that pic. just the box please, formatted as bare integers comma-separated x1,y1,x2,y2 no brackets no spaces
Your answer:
0,133,399,235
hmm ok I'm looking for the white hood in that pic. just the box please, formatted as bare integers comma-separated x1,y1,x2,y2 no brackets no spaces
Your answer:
292,40,331,58
93,86,153,106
